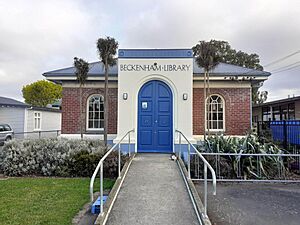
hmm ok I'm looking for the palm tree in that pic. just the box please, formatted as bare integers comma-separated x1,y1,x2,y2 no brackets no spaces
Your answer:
74,57,89,140
193,41,220,139
96,37,118,146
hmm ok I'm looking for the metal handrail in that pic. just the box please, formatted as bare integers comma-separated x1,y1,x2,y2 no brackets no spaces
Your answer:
13,130,61,139
194,152,299,157
175,129,216,218
89,129,134,214
13,130,61,135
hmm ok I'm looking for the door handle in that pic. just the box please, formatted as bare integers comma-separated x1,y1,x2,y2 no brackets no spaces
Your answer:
155,120,158,123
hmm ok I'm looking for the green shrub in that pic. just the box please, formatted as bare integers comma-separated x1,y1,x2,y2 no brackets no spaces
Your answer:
0,138,126,178
68,150,102,177
194,133,292,179
103,151,129,178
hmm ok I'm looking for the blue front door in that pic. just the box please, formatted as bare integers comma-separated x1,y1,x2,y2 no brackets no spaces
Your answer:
138,80,173,153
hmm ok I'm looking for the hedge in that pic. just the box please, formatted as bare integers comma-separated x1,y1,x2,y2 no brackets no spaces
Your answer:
0,138,127,177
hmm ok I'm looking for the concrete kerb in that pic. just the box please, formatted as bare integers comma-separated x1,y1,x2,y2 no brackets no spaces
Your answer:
72,191,104,225
177,157,213,225
94,154,136,225
0,173,9,181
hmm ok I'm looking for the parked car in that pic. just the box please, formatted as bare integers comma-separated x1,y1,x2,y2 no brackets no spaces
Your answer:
0,124,14,144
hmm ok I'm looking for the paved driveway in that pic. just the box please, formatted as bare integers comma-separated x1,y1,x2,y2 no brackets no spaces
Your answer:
195,182,300,225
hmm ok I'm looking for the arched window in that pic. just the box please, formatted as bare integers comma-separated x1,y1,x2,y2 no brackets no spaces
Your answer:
206,95,225,131
87,95,104,130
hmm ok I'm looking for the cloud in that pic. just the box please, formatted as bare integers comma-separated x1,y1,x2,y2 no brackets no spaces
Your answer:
0,0,106,100
0,0,299,102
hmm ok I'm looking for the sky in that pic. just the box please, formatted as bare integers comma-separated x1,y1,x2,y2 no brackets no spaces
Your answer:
0,0,299,102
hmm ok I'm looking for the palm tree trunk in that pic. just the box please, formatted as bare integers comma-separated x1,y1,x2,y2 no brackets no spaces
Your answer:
203,70,207,141
79,85,83,140
104,61,108,147
207,71,210,137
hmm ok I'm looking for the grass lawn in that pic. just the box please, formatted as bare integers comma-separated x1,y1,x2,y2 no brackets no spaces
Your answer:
0,177,114,225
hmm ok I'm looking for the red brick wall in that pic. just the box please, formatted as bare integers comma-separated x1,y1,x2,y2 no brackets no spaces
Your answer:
62,86,250,136
61,87,118,134
193,88,251,135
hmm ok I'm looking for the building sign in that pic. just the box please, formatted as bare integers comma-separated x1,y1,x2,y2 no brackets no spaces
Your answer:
120,63,191,72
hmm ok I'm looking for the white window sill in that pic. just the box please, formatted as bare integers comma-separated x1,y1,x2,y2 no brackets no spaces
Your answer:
205,130,225,132
86,128,104,131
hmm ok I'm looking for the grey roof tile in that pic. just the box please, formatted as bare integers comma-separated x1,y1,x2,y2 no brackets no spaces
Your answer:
0,96,29,108
193,60,270,76
43,61,118,77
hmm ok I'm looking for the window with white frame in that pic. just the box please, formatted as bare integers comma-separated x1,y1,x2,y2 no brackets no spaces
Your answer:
87,95,104,130
34,112,41,130
206,95,224,131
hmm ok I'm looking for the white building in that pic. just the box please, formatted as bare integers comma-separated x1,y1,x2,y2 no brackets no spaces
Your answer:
0,96,61,138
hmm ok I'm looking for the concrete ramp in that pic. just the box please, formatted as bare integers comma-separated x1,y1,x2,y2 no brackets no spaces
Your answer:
106,153,199,225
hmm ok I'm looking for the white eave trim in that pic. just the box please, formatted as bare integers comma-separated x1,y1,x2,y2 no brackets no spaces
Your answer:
193,75,269,81
45,75,269,82
46,76,118,81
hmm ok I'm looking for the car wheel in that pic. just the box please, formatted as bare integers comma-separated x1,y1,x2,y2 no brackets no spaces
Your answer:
5,136,12,142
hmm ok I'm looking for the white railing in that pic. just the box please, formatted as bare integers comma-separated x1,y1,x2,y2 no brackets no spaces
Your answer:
13,130,61,139
175,130,216,217
89,129,134,214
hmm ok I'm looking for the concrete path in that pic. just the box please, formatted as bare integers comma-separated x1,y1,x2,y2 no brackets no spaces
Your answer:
106,153,199,225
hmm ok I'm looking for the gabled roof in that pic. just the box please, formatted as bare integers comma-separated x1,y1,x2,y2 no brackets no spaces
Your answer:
0,96,29,108
43,59,270,80
193,60,271,76
0,97,61,112
43,61,118,77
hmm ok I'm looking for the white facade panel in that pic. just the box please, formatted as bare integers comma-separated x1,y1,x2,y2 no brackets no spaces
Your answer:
26,109,61,138
27,110,61,130
116,58,194,148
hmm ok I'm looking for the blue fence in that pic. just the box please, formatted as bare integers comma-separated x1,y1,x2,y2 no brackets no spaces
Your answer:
270,121,300,145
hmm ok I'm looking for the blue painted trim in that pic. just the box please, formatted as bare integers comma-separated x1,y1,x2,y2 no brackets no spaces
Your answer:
107,140,114,146
118,143,136,155
138,149,172,153
118,49,193,58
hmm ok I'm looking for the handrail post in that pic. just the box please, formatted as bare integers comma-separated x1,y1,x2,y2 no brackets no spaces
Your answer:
179,133,182,158
90,130,134,207
100,163,103,214
128,132,131,157
188,143,191,179
118,143,121,178
204,163,208,217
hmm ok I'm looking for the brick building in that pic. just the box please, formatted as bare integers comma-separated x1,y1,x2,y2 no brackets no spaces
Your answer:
43,49,270,152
